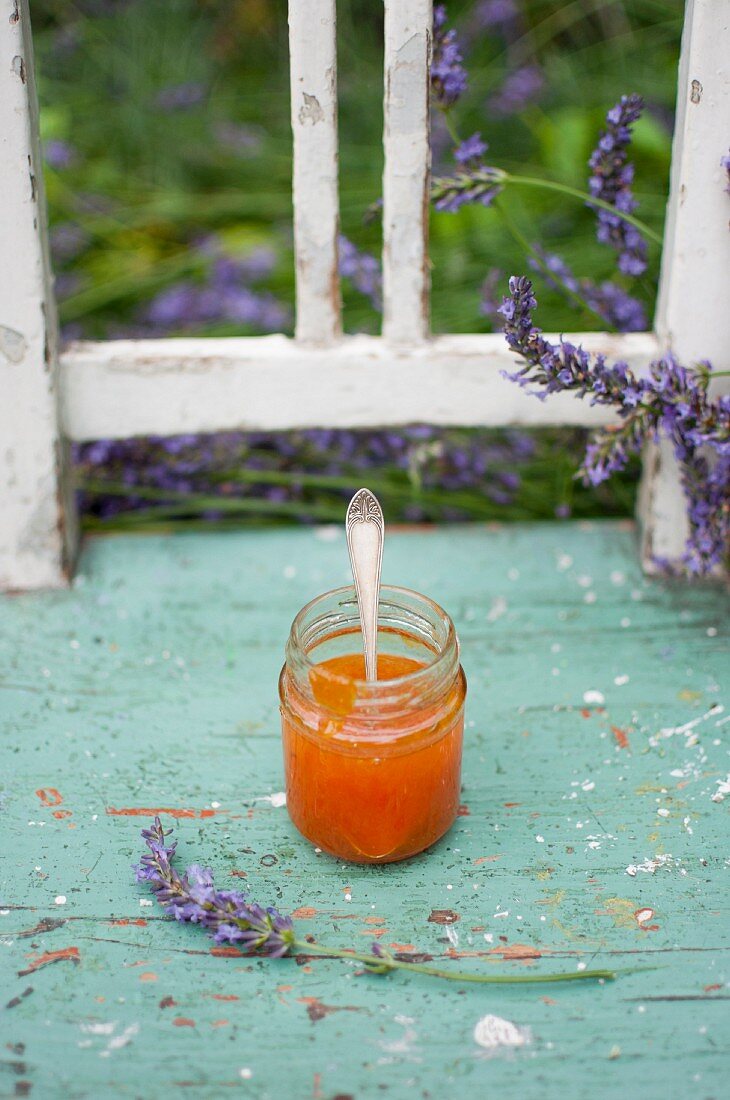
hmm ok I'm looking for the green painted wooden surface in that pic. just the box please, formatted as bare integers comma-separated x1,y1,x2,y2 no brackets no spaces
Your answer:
1,522,728,1100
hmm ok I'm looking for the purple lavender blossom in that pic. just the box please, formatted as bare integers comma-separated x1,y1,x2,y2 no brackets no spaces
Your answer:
432,5,468,108
142,239,288,335
480,268,504,323
473,0,518,31
338,236,382,311
50,223,89,263
587,94,648,276
488,65,544,117
722,150,730,194
432,164,503,213
500,276,730,573
155,82,206,112
214,121,264,154
137,818,296,957
528,247,647,332
43,139,76,170
454,132,488,166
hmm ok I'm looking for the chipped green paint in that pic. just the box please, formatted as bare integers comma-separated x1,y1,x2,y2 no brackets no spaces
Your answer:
0,522,728,1099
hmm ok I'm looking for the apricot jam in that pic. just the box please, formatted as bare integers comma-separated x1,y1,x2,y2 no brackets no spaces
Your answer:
279,586,466,864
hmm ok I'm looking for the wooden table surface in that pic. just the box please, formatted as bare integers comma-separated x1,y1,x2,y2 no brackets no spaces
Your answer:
1,522,728,1099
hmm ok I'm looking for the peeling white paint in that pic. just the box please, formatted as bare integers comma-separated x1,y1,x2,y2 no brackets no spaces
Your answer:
711,775,730,803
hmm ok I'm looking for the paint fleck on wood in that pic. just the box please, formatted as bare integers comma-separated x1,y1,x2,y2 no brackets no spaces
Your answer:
18,946,80,976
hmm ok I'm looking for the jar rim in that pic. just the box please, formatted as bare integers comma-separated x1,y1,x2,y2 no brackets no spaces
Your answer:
288,583,458,695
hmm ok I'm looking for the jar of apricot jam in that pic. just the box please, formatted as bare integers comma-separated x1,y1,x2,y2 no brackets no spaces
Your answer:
279,585,466,864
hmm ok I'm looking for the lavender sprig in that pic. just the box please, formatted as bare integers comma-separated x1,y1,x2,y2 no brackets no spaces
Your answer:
587,94,648,276
137,817,295,956
137,817,620,985
432,5,468,109
500,277,730,574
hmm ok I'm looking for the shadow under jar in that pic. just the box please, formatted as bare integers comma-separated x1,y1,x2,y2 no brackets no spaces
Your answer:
279,585,466,864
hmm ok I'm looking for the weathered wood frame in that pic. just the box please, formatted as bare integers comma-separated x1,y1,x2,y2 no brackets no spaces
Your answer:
1,0,728,589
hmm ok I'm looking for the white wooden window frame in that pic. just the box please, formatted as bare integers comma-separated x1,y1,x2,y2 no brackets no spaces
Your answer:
1,0,728,590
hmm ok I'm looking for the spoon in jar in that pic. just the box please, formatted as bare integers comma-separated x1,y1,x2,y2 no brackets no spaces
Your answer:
346,488,384,682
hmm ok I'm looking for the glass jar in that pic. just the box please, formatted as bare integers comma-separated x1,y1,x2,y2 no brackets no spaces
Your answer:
279,585,466,864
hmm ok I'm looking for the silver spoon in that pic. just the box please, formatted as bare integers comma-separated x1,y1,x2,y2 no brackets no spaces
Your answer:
346,488,384,682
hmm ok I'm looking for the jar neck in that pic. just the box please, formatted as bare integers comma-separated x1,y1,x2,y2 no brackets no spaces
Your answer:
284,585,461,722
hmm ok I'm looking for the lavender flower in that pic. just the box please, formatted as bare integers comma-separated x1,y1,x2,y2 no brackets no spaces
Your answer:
214,121,264,154
488,65,544,117
473,0,518,32
155,82,206,112
587,94,648,276
338,236,382,310
141,239,289,335
432,5,467,108
43,139,76,170
480,268,505,323
432,165,503,213
137,817,296,957
722,150,730,194
50,223,89,263
528,247,646,332
500,277,729,573
454,132,488,166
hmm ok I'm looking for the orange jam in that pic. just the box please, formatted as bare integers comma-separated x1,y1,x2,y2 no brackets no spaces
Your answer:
279,587,466,864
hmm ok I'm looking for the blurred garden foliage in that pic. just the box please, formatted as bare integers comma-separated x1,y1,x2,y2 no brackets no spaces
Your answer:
32,0,685,528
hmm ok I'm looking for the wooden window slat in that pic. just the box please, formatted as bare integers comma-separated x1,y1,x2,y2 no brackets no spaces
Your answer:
382,0,432,343
288,0,341,344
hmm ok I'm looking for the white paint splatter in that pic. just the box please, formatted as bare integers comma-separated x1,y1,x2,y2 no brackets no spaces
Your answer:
445,924,459,948
556,553,573,572
473,1014,531,1052
711,775,730,804
650,705,724,748
625,854,676,877
255,792,287,808
581,780,595,792
380,1015,419,1057
99,1023,139,1058
657,808,670,818
486,596,508,623
139,898,153,907
614,674,630,686
583,690,605,705
81,1022,116,1036
54,896,67,905
577,574,593,588
635,908,654,925
239,1068,253,1080
535,835,545,843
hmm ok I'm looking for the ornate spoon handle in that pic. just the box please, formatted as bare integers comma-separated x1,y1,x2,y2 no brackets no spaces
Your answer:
346,488,384,682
